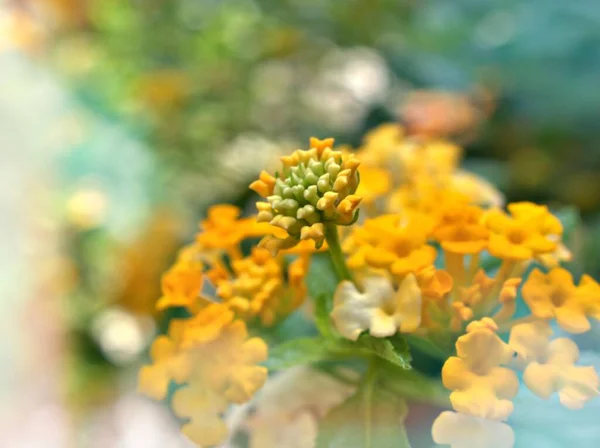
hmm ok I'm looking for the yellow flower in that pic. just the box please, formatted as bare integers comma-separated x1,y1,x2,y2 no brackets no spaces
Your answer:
331,274,422,340
387,181,470,217
433,204,489,254
343,215,436,277
508,202,563,235
398,139,462,183
432,411,514,448
442,319,518,420
580,274,600,320
344,214,436,277
251,137,361,250
522,268,592,334
484,202,561,261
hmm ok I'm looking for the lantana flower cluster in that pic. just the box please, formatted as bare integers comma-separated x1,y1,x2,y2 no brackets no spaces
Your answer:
138,126,599,448
138,205,316,446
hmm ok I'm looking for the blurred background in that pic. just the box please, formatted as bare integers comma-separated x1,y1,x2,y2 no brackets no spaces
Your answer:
1,0,600,446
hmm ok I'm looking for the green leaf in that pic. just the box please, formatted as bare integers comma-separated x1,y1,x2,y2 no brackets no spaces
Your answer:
331,334,412,370
264,333,412,372
253,310,318,347
263,337,329,371
316,374,411,448
378,364,450,408
405,333,452,361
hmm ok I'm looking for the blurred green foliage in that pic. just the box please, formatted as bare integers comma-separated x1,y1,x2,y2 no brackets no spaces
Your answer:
44,0,600,270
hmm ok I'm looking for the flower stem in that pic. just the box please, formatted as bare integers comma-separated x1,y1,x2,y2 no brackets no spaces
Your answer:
324,222,353,283
362,359,378,448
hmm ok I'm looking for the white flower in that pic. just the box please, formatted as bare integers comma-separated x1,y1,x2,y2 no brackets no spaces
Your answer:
432,411,515,448
228,367,356,448
331,274,421,341
523,338,599,409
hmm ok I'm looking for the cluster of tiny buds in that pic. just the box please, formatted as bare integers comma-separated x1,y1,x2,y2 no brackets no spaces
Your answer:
251,137,361,249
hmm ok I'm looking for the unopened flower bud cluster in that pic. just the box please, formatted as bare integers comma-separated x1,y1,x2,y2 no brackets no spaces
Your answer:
251,137,361,249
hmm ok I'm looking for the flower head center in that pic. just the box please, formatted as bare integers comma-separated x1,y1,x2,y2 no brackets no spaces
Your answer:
392,237,413,257
550,289,567,307
507,227,528,244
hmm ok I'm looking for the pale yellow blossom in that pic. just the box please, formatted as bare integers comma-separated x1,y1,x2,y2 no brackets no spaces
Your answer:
450,170,504,208
172,384,229,447
442,319,518,420
524,338,599,409
432,411,514,448
508,321,553,369
244,367,356,448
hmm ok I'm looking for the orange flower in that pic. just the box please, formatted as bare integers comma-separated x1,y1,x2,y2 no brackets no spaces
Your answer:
156,256,205,312
182,303,236,347
196,204,274,257
416,266,453,300
216,248,301,326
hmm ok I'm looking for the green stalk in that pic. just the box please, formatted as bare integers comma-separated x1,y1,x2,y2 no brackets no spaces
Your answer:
362,359,378,448
324,222,353,282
